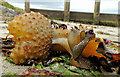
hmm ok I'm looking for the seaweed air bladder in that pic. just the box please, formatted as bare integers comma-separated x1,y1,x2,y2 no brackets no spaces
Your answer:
6,12,53,64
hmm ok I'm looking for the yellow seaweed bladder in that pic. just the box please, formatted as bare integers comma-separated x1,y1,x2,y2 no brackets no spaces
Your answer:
7,12,53,64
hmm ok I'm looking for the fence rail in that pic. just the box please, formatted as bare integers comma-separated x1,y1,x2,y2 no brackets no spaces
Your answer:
31,8,118,22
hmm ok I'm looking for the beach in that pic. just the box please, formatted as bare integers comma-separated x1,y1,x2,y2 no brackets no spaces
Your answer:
0,20,119,75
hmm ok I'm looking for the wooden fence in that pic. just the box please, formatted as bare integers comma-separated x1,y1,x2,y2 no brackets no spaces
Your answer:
25,0,101,23
26,0,119,26
31,9,118,22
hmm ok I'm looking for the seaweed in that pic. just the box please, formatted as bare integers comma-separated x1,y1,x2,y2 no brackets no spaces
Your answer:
4,56,15,64
4,72,17,75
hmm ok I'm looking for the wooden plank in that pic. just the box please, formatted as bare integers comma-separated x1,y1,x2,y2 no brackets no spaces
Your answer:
94,0,101,25
64,0,70,21
25,0,30,13
118,14,120,27
0,5,2,21
118,2,120,27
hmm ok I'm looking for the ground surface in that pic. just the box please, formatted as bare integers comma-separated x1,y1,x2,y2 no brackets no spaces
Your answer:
0,20,119,75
